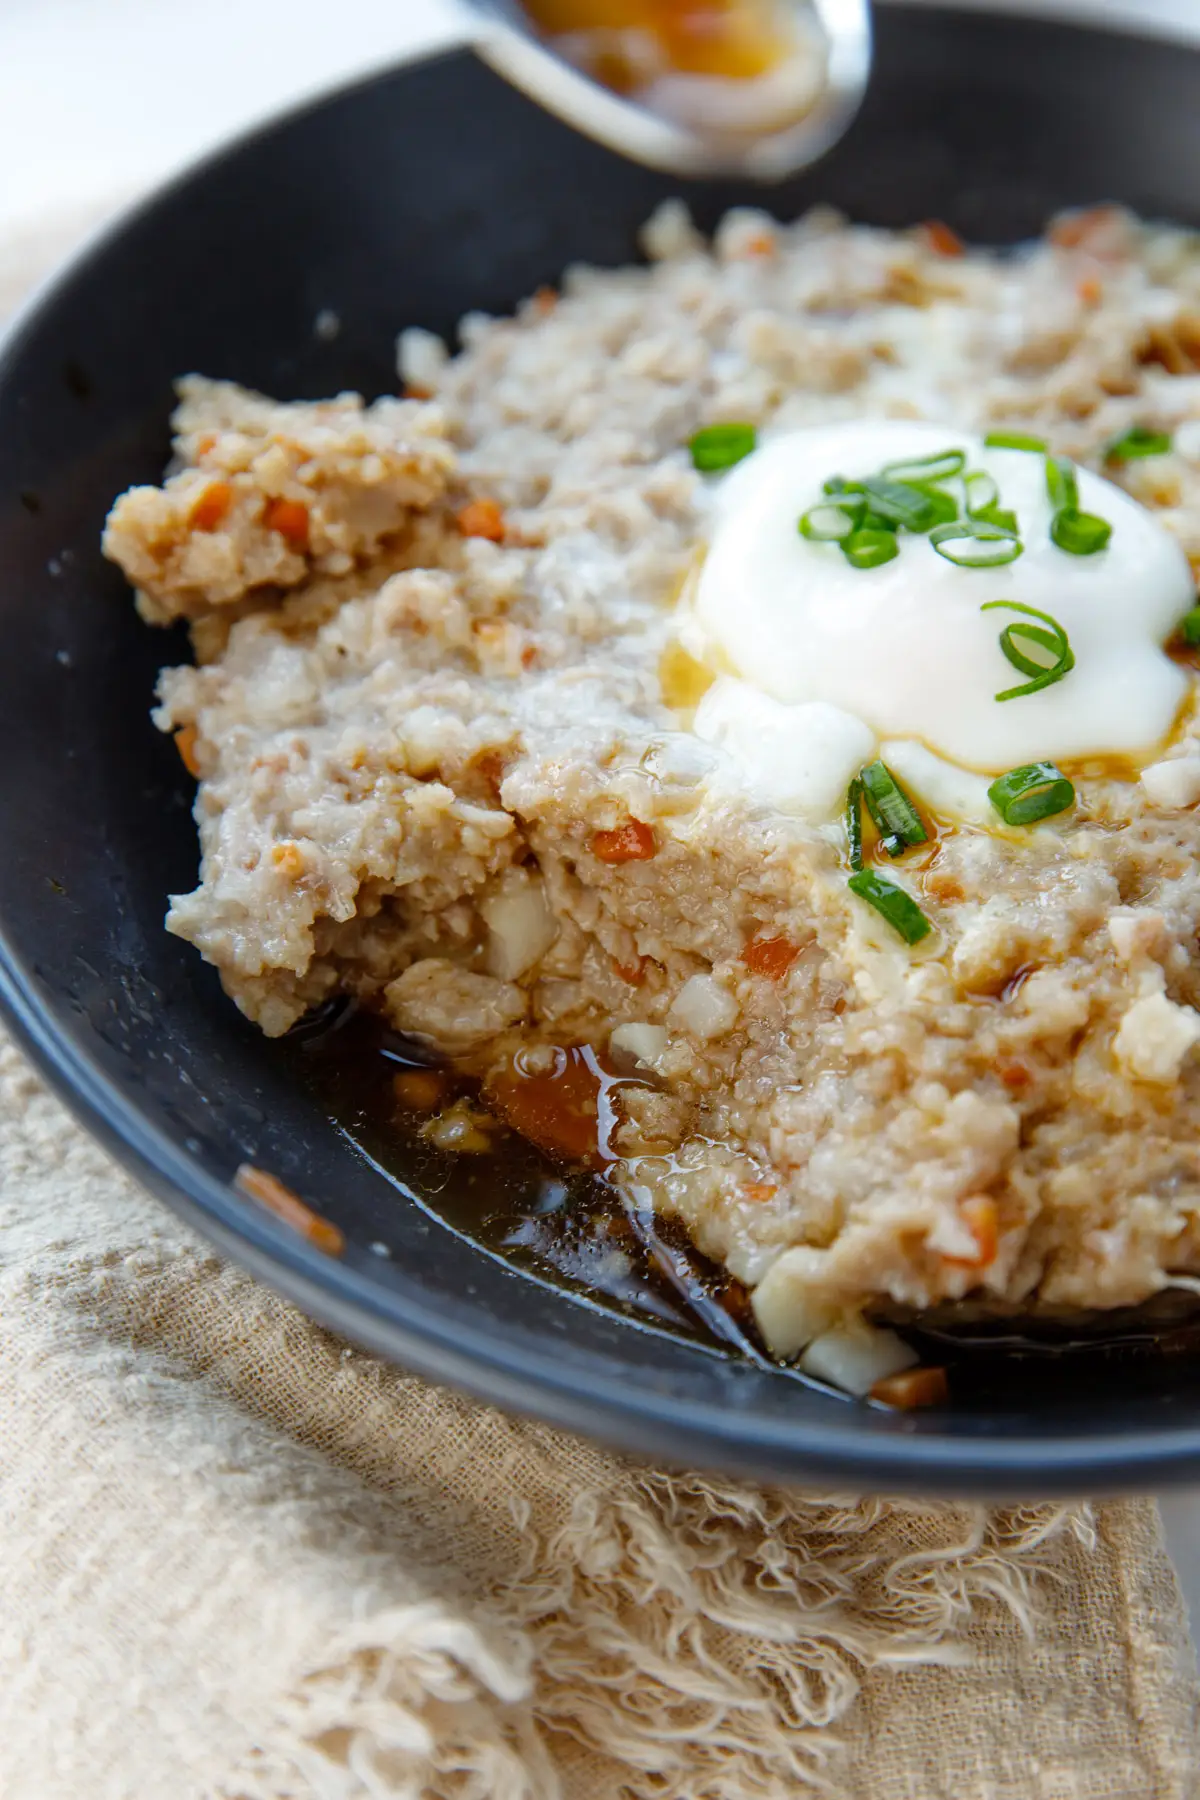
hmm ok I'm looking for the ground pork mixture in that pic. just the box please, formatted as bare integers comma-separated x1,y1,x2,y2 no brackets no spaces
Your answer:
103,200,1200,1372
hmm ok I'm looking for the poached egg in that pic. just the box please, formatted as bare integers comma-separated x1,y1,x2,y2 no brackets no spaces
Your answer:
683,420,1194,823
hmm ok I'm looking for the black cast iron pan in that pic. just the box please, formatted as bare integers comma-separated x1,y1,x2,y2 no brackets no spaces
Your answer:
3,4,1200,1494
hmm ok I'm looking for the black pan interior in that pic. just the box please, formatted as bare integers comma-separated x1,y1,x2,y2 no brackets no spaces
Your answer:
4,5,1200,1492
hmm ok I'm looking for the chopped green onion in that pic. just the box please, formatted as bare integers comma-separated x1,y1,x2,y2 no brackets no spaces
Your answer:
799,501,862,541
845,776,864,871
1045,455,1080,513
982,599,1075,701
855,477,939,532
1050,507,1112,555
963,470,999,514
984,431,1046,452
922,487,960,527
1106,425,1172,462
972,502,1019,533
930,518,1023,567
860,759,927,855
827,475,935,530
880,448,967,485
847,870,932,944
1043,453,1110,554
992,620,1064,677
688,423,756,472
1177,606,1200,647
842,528,899,569
859,509,894,532
988,762,1076,826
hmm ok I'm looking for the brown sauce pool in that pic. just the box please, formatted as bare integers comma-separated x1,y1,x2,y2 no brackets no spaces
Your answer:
282,1002,1200,1411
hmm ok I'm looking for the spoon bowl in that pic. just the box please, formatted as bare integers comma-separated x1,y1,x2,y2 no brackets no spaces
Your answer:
465,0,872,179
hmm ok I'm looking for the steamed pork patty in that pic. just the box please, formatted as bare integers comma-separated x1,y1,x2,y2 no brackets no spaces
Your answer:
104,201,1200,1376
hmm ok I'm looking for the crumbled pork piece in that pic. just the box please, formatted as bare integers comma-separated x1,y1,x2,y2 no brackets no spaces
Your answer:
103,378,455,624
385,960,528,1053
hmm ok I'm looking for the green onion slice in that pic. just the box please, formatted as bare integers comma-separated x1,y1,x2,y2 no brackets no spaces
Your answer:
880,448,966,485
988,762,1076,826
828,473,943,532
1106,425,1172,462
799,501,862,541
860,759,928,854
842,528,899,570
1045,455,1080,513
920,486,960,528
972,502,1019,533
855,476,939,532
688,422,756,472
930,518,1023,567
845,776,864,871
1050,507,1112,555
1176,606,1200,648
983,430,1046,452
963,470,999,514
847,870,932,944
982,599,1075,701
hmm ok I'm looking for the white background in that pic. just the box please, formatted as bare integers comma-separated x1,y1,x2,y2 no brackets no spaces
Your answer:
3,0,1200,1615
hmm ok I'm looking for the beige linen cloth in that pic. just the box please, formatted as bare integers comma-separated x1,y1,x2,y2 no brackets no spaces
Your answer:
3,211,1200,1800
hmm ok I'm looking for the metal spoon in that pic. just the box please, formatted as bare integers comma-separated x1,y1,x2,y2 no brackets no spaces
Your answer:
462,0,872,181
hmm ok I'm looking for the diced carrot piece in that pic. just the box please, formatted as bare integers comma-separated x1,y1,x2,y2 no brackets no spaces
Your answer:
531,285,558,314
270,841,306,878
234,1162,344,1256
520,643,539,670
174,724,201,778
742,934,800,980
920,220,964,258
741,1181,778,1202
394,1069,448,1111
457,498,506,541
486,1045,604,1165
188,480,233,532
870,1366,949,1409
614,956,648,986
591,819,657,864
943,1194,999,1269
405,383,433,400
264,497,311,549
997,1060,1032,1092
1078,275,1103,307
742,231,777,258
195,433,217,458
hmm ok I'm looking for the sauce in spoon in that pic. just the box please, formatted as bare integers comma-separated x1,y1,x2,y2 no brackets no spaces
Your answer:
467,0,870,178
519,0,826,135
